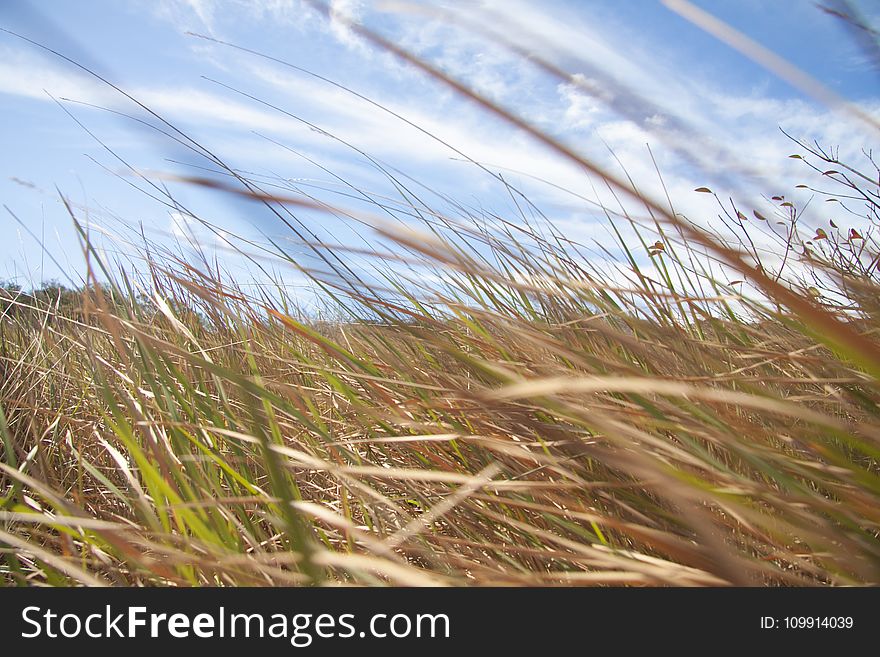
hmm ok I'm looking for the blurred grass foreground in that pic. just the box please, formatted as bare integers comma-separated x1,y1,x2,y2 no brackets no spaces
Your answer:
2,0,880,586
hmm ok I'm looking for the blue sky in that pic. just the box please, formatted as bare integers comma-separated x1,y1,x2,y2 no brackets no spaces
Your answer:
0,0,878,293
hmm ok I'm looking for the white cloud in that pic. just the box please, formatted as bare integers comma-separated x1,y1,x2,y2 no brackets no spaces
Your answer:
150,0,374,53
558,75,603,131
328,0,368,52
0,46,117,106
151,0,218,33
0,48,328,143
169,209,195,240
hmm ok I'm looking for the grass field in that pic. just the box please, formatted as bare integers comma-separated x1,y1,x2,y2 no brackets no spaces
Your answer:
1,2,879,587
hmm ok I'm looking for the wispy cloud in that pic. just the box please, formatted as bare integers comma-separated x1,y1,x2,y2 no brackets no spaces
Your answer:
151,0,218,33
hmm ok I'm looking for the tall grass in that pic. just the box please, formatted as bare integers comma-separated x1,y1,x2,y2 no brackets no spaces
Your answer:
1,2,879,586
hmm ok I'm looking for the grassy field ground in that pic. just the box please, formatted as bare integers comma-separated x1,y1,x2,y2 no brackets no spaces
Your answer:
1,3,879,587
